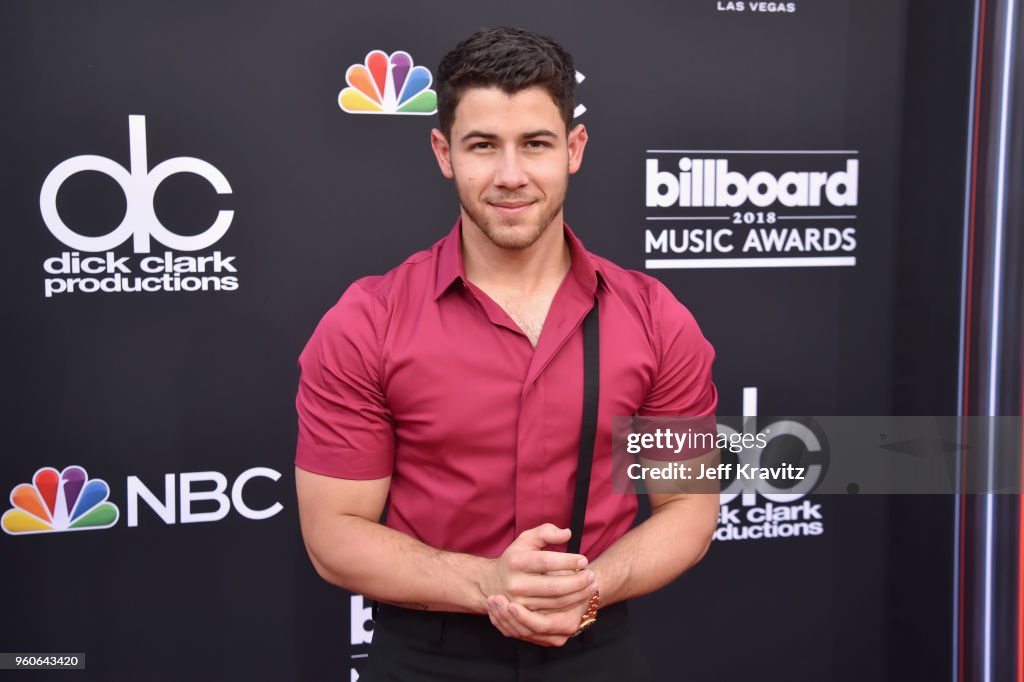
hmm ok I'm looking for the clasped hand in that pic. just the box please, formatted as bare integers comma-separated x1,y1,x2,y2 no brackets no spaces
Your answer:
482,523,598,647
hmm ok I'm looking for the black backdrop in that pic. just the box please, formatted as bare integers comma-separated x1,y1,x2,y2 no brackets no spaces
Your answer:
2,1,970,680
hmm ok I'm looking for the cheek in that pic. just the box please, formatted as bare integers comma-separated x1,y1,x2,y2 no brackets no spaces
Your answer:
453,160,484,186
455,170,477,186
534,168,569,192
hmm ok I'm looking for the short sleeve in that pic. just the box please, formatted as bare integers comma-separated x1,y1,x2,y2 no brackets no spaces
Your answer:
295,281,395,479
640,281,718,419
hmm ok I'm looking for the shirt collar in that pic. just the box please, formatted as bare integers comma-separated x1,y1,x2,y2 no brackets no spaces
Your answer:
433,217,605,301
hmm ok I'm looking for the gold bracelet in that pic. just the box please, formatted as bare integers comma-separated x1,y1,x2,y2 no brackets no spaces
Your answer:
571,591,601,637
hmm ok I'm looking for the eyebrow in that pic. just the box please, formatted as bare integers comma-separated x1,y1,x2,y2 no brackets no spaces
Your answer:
459,129,560,143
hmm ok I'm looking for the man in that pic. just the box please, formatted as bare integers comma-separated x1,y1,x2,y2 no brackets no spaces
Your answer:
295,26,719,681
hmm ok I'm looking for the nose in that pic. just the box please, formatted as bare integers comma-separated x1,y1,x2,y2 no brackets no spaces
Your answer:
493,149,528,190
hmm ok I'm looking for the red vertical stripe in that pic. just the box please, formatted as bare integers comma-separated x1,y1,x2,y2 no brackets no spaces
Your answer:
1017,387,1023,682
961,0,988,679
1018,369,1024,682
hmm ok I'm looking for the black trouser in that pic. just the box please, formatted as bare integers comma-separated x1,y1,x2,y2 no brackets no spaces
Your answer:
360,602,651,681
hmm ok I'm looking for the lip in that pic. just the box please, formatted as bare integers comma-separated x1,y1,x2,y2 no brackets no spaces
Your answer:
489,201,533,216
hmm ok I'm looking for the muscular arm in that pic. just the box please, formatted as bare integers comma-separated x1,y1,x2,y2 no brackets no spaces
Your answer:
295,467,597,614
296,468,487,612
589,448,720,605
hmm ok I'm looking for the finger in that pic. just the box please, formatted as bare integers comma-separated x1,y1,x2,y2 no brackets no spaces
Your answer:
507,602,578,641
500,601,567,647
495,600,559,647
506,569,595,600
486,596,516,638
515,524,574,551
497,598,573,647
515,580,598,612
487,596,524,639
508,549,589,574
488,595,533,640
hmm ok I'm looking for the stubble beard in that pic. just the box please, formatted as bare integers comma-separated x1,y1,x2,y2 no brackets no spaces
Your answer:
457,178,568,251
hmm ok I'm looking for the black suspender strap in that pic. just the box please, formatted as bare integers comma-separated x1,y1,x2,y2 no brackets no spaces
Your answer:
567,297,599,556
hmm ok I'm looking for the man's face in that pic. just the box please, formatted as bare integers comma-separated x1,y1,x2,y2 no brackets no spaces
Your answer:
430,86,587,250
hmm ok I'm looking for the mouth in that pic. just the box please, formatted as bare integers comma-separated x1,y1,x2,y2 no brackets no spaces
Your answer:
489,200,534,217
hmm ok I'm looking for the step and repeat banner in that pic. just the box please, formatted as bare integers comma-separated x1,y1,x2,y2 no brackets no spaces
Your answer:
4,1,933,680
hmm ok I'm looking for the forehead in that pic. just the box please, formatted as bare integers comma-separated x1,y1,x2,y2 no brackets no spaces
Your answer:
451,85,566,136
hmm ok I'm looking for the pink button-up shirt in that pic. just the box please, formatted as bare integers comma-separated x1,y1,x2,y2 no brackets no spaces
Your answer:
296,220,717,558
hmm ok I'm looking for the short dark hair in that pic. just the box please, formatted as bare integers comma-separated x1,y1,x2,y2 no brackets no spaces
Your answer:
436,27,576,139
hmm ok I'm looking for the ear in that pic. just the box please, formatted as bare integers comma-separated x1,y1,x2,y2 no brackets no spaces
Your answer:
567,124,588,175
430,128,455,179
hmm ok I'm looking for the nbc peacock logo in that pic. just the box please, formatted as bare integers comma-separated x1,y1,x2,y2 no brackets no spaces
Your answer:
2,466,119,536
338,50,437,115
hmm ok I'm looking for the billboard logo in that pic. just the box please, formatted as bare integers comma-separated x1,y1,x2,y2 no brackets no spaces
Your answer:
339,50,437,115
646,158,858,208
349,594,373,680
2,466,119,535
38,116,239,298
643,150,860,270
351,594,373,645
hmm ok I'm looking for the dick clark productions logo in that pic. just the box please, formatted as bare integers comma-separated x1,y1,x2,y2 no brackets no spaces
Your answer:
38,115,239,298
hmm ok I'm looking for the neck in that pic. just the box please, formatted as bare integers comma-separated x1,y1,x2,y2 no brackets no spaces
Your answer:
461,213,571,294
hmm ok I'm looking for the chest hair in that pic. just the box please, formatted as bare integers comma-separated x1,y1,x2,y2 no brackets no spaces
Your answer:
491,293,556,348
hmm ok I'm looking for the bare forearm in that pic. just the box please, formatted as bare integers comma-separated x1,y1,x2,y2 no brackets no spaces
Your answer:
303,514,491,614
296,469,596,618
590,493,718,606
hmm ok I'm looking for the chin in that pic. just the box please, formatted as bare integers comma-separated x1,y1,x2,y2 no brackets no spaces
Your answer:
462,199,563,251
481,222,549,250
